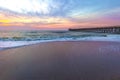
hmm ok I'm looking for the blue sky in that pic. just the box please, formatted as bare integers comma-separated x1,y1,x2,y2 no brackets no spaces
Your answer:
0,0,120,30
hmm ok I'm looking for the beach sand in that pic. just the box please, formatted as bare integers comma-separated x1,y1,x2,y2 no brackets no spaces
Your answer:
0,41,120,80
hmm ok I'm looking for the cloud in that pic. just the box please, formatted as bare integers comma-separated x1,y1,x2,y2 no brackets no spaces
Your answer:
0,0,120,30
0,0,72,16
0,0,55,15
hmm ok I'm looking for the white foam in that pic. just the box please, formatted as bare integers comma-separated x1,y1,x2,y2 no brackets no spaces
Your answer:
0,41,40,48
0,34,120,49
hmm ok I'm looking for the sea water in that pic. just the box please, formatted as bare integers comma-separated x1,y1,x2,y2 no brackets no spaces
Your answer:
0,30,120,49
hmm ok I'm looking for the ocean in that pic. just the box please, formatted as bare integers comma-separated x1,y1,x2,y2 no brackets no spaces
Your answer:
0,30,120,49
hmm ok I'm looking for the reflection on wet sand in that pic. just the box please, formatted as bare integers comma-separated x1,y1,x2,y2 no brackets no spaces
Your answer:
0,41,120,80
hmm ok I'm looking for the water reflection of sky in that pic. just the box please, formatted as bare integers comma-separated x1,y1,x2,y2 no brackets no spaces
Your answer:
99,44,120,54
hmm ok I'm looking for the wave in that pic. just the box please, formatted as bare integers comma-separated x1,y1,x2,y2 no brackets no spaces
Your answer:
0,35,120,49
0,31,120,49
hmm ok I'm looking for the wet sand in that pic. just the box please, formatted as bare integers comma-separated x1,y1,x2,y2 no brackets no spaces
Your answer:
0,41,120,80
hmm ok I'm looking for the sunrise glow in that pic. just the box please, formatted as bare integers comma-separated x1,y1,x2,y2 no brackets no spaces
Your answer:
0,0,120,30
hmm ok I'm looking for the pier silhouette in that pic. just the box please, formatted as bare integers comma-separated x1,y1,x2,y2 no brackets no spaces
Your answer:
69,26,120,34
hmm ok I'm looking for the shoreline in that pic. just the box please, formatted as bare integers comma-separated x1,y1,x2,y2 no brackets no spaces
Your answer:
0,40,120,51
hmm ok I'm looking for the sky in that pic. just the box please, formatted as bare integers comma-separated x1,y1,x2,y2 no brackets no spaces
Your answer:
0,0,120,30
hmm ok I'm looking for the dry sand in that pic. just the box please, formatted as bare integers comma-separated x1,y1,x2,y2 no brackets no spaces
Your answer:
0,41,120,80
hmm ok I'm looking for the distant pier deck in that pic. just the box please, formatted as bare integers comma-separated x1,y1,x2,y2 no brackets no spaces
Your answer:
69,26,120,34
